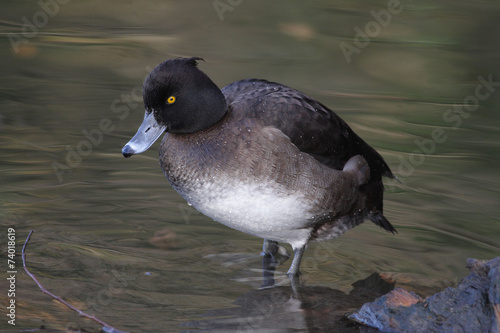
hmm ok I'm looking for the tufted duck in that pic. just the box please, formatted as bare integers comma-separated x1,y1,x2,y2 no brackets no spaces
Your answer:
122,57,396,279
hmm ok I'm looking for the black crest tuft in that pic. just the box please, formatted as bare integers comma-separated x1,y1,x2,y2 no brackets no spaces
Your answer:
182,57,204,67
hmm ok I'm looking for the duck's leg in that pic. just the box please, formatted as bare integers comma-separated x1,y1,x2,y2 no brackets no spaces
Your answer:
261,239,290,265
261,239,290,288
287,245,306,278
286,245,306,296
261,249,276,288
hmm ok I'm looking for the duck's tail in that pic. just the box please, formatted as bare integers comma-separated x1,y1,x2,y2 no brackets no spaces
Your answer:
343,155,397,234
370,212,397,234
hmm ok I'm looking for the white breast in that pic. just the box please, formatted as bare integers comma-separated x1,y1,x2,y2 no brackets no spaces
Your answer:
176,178,314,249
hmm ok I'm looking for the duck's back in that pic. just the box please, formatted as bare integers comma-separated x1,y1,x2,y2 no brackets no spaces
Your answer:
222,79,395,233
222,79,393,178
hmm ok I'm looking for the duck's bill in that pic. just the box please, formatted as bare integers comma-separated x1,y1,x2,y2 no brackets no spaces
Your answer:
122,111,167,158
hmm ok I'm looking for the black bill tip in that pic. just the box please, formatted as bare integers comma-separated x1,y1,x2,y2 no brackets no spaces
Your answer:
122,145,135,158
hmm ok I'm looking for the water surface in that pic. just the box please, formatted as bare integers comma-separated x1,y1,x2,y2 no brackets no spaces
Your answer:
1,1,500,332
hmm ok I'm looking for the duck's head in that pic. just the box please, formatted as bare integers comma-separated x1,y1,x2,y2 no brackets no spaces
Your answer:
122,57,227,158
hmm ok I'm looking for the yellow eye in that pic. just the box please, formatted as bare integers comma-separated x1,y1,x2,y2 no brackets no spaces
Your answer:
167,96,176,104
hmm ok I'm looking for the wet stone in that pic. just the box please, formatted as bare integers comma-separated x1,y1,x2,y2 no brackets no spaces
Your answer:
349,257,500,333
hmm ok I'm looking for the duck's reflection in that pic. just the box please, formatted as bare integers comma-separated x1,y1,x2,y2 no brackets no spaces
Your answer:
183,256,395,331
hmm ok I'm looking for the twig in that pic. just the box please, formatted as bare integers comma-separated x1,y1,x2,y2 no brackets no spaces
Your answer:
22,230,128,333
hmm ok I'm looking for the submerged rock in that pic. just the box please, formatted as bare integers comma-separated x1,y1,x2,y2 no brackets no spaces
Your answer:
349,257,500,332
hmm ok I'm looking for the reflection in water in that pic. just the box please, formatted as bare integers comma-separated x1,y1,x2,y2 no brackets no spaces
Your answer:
183,271,394,332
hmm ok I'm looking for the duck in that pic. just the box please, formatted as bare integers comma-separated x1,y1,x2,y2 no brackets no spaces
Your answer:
122,57,396,280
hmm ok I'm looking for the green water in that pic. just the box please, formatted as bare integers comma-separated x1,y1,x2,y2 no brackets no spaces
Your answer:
1,0,500,332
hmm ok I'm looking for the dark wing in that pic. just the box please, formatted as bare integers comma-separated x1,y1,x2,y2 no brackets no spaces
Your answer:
222,79,394,181
222,79,396,234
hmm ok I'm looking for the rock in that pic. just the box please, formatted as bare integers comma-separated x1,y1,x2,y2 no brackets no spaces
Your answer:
349,257,500,332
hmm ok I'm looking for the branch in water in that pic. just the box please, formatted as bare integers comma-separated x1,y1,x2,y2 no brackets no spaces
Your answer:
22,230,128,333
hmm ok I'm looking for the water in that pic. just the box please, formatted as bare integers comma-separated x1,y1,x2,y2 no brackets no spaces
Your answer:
1,1,500,331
